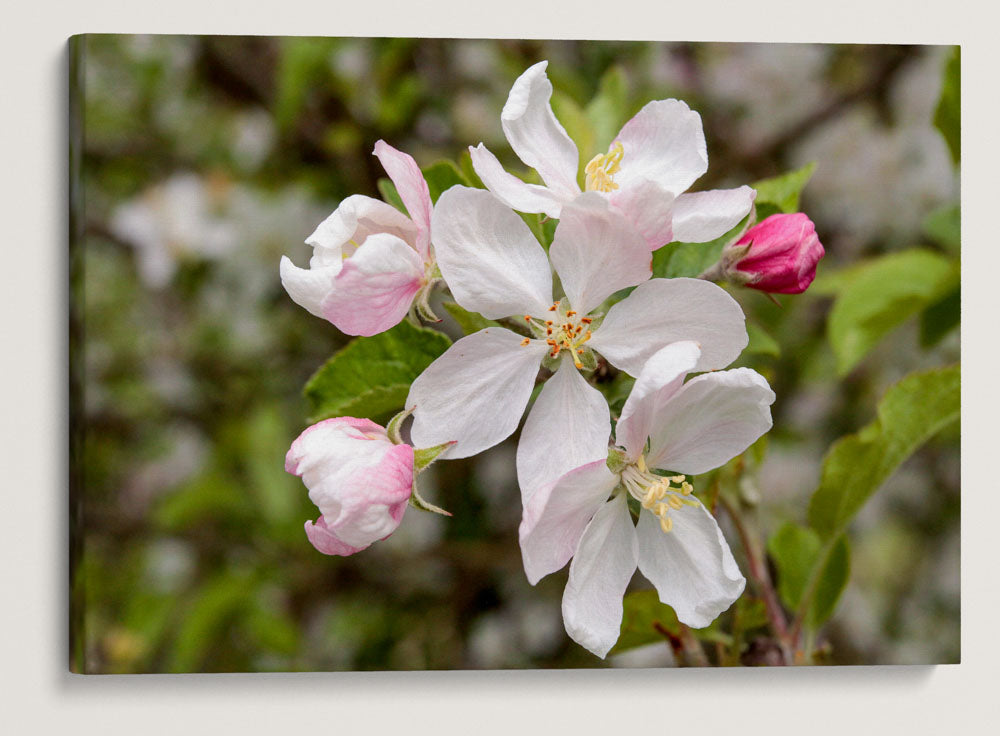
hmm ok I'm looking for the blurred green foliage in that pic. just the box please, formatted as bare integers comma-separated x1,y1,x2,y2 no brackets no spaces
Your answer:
71,35,959,672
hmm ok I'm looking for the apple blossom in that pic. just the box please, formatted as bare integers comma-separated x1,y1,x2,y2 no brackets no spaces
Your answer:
720,213,825,294
405,186,749,478
518,341,775,658
286,417,415,556
469,60,756,249
280,140,440,336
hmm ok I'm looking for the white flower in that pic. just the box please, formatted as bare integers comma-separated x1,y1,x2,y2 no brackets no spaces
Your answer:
469,60,756,249
280,141,437,337
405,187,748,490
519,341,775,658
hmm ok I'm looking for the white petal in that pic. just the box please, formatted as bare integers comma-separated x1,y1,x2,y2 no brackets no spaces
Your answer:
645,368,775,475
516,356,611,504
279,255,338,318
469,143,567,218
549,193,652,315
562,494,638,658
615,341,701,462
588,278,748,375
636,502,745,629
373,140,433,260
519,459,619,585
321,233,425,337
501,61,581,200
407,328,549,459
306,194,418,264
670,186,756,243
613,99,708,196
608,178,677,250
431,186,553,319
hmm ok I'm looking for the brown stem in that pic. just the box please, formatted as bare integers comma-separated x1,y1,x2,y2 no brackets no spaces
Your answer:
718,495,793,665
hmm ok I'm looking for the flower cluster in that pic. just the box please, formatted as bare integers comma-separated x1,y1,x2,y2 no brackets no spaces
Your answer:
280,61,824,658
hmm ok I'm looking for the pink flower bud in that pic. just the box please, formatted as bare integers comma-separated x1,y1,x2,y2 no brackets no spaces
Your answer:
725,213,825,294
285,417,414,556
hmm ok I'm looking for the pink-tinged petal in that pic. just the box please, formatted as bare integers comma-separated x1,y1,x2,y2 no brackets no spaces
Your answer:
306,194,418,262
431,187,553,319
519,459,619,585
373,140,433,261
729,213,825,294
608,178,677,250
516,356,611,504
588,278,748,376
285,416,387,475
501,61,581,200
305,516,368,556
469,143,567,218
280,255,339,319
636,502,745,629
614,99,708,196
670,186,756,243
616,341,701,462
645,368,775,475
288,418,414,552
561,494,638,658
407,328,549,459
549,193,652,315
320,233,424,337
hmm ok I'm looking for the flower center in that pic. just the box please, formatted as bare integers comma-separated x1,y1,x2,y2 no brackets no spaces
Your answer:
620,455,698,534
585,141,624,193
520,300,594,369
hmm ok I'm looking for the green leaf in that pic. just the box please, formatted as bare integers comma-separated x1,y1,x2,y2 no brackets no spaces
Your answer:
303,320,452,424
808,364,960,539
746,322,780,357
586,65,629,153
421,159,470,203
768,522,821,610
441,301,500,335
611,590,680,655
551,91,596,186
922,204,960,255
752,162,817,214
811,534,850,627
274,38,337,130
767,524,850,628
828,250,959,374
920,285,961,348
457,148,486,189
934,47,960,165
168,571,255,672
377,178,406,214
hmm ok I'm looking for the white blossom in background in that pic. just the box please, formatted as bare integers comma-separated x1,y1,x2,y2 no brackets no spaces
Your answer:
469,60,755,249
406,186,748,479
110,173,239,288
519,341,775,657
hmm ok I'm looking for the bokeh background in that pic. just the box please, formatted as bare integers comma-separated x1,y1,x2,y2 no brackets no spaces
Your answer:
69,36,959,672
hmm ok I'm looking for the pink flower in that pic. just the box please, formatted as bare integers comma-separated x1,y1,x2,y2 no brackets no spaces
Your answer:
725,213,825,294
280,141,436,336
469,61,756,250
285,417,414,556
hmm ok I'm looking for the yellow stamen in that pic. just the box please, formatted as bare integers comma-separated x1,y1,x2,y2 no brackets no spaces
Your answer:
584,141,625,193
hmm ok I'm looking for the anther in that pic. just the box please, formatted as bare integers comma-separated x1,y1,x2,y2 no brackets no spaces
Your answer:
546,339,556,346
524,315,532,322
520,338,530,346
581,317,593,324
566,310,577,317
548,301,560,312
546,328,553,335
659,516,674,533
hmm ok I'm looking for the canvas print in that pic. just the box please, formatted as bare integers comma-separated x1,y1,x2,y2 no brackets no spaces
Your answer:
69,36,960,672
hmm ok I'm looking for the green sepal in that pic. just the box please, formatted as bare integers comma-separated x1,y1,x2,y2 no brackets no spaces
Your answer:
409,479,452,517
385,407,414,445
413,441,455,473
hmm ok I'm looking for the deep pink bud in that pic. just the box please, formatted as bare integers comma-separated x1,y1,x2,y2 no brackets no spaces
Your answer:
725,213,825,294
